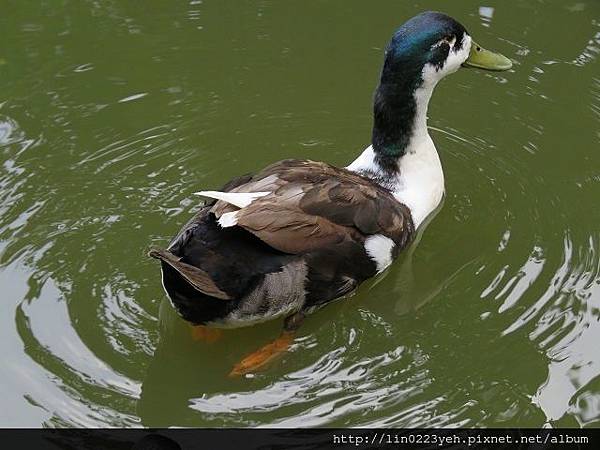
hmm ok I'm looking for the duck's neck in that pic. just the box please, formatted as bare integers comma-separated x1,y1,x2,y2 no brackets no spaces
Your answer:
347,78,445,228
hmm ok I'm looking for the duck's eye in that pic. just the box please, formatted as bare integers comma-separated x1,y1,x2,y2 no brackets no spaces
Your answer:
476,46,482,52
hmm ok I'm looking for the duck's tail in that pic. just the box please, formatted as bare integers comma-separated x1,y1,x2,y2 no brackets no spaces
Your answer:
148,247,231,300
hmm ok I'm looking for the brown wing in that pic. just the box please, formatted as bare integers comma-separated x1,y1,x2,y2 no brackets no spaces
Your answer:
210,160,413,255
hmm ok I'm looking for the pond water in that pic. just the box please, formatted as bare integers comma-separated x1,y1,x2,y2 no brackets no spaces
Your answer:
1,0,599,428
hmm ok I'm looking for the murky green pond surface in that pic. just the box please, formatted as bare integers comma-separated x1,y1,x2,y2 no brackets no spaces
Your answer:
1,0,599,428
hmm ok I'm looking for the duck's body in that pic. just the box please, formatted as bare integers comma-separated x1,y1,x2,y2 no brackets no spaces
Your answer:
152,159,414,328
150,11,511,374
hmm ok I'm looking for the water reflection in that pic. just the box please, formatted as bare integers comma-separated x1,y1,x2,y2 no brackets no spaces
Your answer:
1,0,599,428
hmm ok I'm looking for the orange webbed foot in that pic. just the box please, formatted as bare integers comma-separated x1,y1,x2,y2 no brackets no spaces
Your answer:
191,325,223,343
229,331,294,377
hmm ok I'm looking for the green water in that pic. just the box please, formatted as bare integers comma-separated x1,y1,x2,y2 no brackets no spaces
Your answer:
1,0,599,428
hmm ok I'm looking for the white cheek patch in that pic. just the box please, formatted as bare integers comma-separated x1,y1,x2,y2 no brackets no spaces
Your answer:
364,234,395,273
446,34,471,73
423,34,472,84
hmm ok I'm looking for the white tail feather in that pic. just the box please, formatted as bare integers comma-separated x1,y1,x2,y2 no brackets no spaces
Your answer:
194,190,270,209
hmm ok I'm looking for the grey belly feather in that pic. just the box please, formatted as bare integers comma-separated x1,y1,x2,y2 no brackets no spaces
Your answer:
207,259,308,328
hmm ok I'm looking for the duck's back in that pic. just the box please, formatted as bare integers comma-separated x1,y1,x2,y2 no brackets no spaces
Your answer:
152,159,415,327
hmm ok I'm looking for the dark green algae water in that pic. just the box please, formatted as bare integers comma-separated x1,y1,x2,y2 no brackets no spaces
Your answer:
1,0,599,428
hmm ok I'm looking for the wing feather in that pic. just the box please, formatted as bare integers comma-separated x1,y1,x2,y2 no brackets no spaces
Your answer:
204,160,413,255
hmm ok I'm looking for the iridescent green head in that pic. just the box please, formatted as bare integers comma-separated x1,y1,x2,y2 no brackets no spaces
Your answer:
372,12,512,162
381,11,512,86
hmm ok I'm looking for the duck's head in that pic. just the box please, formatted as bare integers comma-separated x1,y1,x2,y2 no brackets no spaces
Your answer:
380,11,512,89
371,12,512,163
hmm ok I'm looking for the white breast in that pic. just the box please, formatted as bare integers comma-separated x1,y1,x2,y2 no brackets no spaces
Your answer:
347,137,444,229
393,135,445,228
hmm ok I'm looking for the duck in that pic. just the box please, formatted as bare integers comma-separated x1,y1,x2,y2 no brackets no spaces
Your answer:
149,11,512,376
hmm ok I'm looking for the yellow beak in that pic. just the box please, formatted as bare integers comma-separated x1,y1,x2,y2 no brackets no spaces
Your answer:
462,40,513,71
